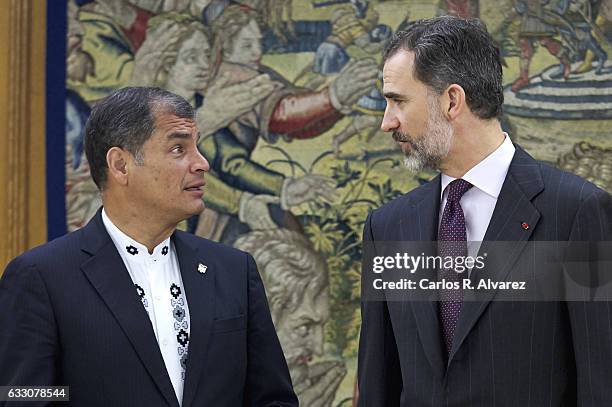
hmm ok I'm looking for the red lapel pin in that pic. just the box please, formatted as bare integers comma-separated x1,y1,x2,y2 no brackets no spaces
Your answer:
521,222,529,230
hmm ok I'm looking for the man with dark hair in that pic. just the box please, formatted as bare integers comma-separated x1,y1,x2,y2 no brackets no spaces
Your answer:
0,87,298,407
358,16,611,406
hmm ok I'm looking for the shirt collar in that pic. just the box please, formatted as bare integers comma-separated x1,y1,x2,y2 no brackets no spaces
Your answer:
101,208,172,263
441,133,515,199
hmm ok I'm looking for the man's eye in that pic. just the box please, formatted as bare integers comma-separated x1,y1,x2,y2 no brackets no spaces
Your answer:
171,145,184,153
296,324,310,337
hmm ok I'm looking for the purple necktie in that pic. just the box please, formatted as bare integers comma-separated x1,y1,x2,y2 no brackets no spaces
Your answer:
438,179,472,354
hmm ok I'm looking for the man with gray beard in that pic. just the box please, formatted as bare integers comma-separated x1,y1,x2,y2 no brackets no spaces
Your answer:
358,16,612,406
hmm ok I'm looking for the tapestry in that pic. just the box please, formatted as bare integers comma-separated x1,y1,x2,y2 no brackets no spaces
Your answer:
64,1,612,405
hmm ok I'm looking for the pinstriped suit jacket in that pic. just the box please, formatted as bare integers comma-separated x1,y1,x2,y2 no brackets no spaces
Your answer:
358,146,612,406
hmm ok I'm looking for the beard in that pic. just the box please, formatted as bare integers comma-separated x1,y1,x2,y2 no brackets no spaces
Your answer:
395,95,454,172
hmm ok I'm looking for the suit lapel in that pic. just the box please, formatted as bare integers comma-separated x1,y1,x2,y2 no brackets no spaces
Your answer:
448,147,543,363
174,232,215,407
80,211,179,407
403,176,447,377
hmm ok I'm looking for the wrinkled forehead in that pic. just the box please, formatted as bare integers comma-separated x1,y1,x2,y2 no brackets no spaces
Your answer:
153,112,197,136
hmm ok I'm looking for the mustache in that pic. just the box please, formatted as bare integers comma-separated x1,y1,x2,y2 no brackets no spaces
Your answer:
392,131,410,143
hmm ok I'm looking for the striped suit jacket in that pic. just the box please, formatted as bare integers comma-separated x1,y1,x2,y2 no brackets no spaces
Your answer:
358,146,612,406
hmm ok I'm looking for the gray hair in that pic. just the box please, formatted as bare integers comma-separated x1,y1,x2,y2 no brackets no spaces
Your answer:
383,16,503,119
84,86,194,190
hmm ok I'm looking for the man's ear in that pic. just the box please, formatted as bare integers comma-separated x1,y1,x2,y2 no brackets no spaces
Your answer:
106,147,130,187
442,84,466,121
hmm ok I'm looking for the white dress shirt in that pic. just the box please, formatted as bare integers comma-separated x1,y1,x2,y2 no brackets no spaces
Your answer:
439,134,516,258
102,209,190,405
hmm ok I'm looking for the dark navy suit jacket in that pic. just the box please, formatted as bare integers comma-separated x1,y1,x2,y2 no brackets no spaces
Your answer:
0,210,298,407
358,146,612,406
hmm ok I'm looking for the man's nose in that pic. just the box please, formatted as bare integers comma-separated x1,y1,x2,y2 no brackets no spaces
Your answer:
194,150,210,172
380,106,399,132
311,325,325,357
